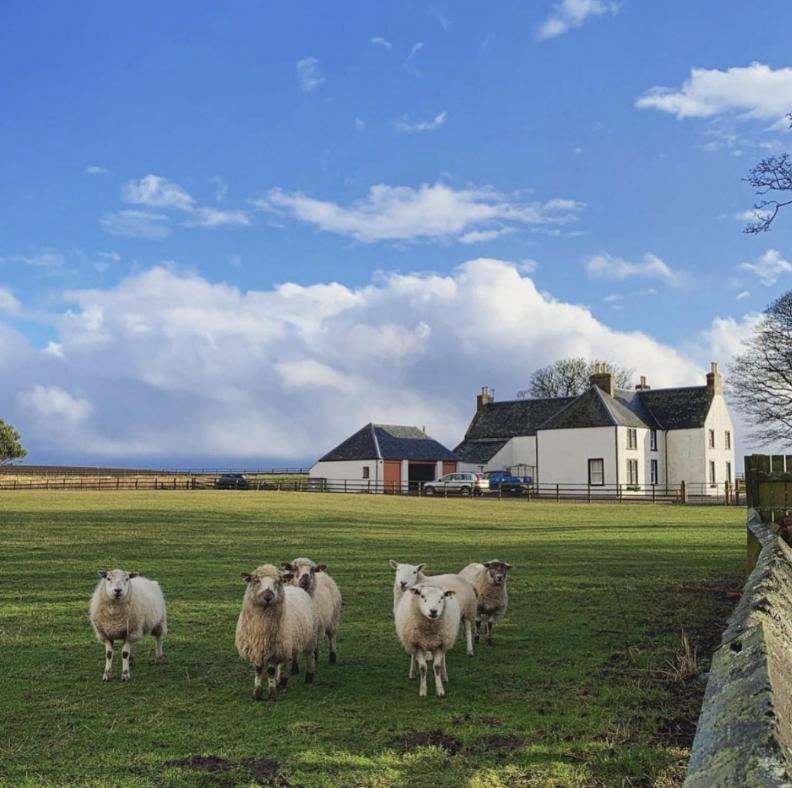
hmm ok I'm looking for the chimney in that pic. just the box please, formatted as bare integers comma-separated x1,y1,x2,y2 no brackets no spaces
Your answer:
589,363,614,398
477,386,493,412
706,361,723,394
635,375,651,391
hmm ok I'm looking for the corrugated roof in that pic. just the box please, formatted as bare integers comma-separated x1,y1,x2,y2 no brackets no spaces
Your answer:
318,423,458,462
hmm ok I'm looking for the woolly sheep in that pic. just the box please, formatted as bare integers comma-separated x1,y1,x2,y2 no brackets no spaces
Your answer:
389,560,477,656
89,569,167,682
395,584,460,697
235,564,321,701
458,560,512,645
282,557,342,674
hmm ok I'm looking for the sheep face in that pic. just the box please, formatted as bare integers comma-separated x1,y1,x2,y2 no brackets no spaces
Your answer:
285,559,326,593
98,569,137,601
411,585,455,621
241,569,291,609
389,561,425,592
483,561,512,586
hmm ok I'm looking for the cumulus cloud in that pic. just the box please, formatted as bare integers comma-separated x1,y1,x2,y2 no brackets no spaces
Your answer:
585,252,681,285
537,0,618,40
0,258,719,465
395,111,447,133
636,63,792,124
297,57,324,93
254,183,583,243
738,249,792,286
0,288,20,313
122,174,194,211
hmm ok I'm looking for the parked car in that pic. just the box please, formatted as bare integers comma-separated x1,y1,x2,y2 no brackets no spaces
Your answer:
484,470,533,495
423,472,489,497
214,473,251,490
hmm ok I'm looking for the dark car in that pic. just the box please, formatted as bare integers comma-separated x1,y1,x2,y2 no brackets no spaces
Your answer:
214,473,251,490
484,471,532,495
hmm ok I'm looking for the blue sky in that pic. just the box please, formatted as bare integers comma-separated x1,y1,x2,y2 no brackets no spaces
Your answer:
1,0,791,466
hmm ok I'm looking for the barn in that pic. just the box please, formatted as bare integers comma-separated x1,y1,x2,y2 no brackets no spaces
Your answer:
309,423,459,493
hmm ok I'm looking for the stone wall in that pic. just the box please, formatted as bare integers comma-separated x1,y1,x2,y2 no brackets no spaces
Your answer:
685,510,792,786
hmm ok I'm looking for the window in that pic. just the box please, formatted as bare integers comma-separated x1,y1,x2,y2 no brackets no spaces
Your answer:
627,459,639,486
709,460,716,486
725,431,731,450
709,429,715,448
627,428,637,449
650,459,658,485
362,466,370,479
726,461,732,483
588,458,604,486
650,429,657,451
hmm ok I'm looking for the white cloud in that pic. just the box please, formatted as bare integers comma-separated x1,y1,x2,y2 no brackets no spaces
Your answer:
636,63,792,124
395,111,447,134
85,165,107,175
297,57,324,93
370,37,392,49
122,174,195,211
537,0,617,40
738,249,792,286
0,259,719,463
736,290,751,300
254,183,583,243
0,288,20,313
185,207,250,228
100,209,172,240
404,42,423,71
459,228,513,244
586,252,681,285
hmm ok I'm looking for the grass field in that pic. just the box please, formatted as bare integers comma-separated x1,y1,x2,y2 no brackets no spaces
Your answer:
0,492,744,787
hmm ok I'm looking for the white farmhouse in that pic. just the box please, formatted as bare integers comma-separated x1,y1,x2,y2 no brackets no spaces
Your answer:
455,363,735,493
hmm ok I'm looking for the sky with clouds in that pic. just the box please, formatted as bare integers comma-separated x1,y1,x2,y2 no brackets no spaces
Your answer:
1,0,791,467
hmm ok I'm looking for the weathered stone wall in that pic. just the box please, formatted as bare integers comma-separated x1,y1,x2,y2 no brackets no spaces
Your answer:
685,510,792,787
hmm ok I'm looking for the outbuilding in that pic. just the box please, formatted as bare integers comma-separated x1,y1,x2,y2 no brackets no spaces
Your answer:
310,423,459,493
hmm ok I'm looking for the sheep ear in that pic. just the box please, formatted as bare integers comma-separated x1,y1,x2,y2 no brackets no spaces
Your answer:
416,563,426,573
503,562,512,570
444,589,456,597
240,573,253,583
97,570,108,579
315,564,327,573
128,572,138,579
483,561,494,567
281,562,293,570
410,587,421,596
281,571,294,583
389,559,399,569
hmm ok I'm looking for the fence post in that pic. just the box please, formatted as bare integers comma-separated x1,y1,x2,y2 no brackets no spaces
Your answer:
680,480,687,504
617,483,622,503
556,483,560,503
652,484,656,504
344,479,347,494
587,483,591,503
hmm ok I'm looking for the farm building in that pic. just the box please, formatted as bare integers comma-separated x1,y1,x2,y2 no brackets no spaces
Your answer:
310,423,459,492
455,362,735,493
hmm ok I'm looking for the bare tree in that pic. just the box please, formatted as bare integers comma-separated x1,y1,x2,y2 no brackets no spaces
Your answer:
729,292,792,444
744,114,792,234
517,358,633,399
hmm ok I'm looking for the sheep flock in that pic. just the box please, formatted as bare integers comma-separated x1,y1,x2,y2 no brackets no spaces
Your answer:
89,556,511,700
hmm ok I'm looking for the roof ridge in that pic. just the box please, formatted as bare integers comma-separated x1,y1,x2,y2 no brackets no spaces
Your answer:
535,388,589,430
370,423,382,460
590,385,619,426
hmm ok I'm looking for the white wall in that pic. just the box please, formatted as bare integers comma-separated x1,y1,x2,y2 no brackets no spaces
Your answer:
458,436,537,474
615,426,666,491
310,459,382,484
536,427,617,486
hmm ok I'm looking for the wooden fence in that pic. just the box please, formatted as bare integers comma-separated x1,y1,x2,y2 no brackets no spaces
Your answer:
744,454,792,523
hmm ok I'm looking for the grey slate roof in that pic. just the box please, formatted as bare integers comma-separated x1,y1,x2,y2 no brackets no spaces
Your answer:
453,439,510,465
463,397,577,439
638,386,715,430
319,423,458,462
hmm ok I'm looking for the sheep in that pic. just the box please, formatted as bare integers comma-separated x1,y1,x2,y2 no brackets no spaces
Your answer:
282,557,342,673
235,564,321,701
458,560,512,645
89,568,167,682
395,584,460,697
389,560,477,656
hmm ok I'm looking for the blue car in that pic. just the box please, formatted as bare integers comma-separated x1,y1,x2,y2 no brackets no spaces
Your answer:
484,471,532,495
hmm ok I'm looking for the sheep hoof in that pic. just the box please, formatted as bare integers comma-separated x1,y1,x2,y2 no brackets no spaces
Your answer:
102,672,112,681
291,660,300,675
278,675,288,689
305,672,314,684
253,687,263,701
467,650,474,657
268,689,277,701
437,689,445,698
329,652,337,665
486,639,493,646
121,672,130,682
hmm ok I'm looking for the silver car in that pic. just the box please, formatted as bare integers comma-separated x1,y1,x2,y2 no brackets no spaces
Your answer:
423,472,490,497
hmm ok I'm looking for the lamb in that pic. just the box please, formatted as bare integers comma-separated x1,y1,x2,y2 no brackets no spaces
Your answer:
458,560,512,645
282,557,341,672
89,569,167,682
389,560,477,656
395,584,460,697
235,564,321,701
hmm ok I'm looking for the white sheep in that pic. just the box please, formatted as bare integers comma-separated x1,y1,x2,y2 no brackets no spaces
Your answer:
282,557,342,673
395,584,460,697
89,568,167,682
458,560,512,645
389,560,477,656
235,564,321,701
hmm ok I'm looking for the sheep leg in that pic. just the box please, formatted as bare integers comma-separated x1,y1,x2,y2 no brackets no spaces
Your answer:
278,662,288,690
464,618,474,656
253,664,264,701
328,630,337,664
474,616,482,644
409,651,416,679
486,617,494,646
441,651,448,682
305,649,316,684
152,623,164,658
416,650,428,697
433,650,445,698
121,639,132,682
102,638,114,681
266,664,278,700
291,656,300,675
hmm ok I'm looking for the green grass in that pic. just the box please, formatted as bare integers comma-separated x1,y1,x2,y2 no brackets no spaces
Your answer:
0,492,745,787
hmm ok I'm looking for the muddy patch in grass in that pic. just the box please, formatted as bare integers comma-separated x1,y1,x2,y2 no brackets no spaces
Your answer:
165,755,233,774
166,754,286,786
394,730,462,755
479,734,526,753
241,757,284,784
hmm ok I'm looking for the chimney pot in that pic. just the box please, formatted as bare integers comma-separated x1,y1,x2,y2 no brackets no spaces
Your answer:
706,361,723,394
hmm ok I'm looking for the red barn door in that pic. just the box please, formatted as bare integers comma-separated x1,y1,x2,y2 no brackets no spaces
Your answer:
383,461,401,494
